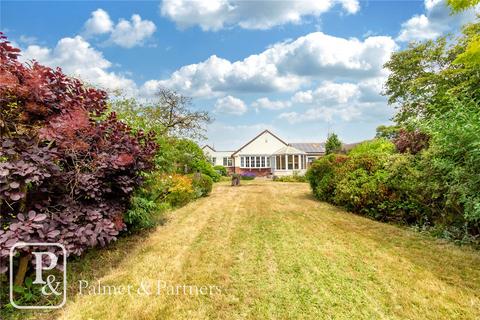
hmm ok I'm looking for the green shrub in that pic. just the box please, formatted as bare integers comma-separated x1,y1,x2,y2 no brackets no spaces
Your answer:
124,195,170,231
195,159,221,182
153,138,220,182
124,172,171,231
306,144,428,225
306,154,347,202
420,99,480,228
348,138,395,157
190,173,213,197
214,165,228,176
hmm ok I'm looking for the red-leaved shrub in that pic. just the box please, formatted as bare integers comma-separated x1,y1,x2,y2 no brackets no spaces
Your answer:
0,33,157,274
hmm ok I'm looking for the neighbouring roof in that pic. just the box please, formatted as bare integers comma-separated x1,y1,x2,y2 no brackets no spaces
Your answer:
232,129,288,156
341,141,364,152
289,143,325,153
273,146,306,155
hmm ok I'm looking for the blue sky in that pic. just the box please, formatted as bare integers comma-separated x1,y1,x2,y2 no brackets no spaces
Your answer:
1,0,478,149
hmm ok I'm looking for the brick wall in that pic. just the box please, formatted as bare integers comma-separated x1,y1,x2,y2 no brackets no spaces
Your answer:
234,167,272,177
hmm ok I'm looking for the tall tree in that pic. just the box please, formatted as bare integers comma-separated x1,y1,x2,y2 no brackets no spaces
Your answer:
383,20,480,124
447,0,480,67
112,88,212,140
325,133,342,154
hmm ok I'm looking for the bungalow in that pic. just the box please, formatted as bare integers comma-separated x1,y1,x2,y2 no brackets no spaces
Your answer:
202,130,325,177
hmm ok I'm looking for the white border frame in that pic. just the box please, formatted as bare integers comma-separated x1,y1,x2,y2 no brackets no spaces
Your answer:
9,242,67,309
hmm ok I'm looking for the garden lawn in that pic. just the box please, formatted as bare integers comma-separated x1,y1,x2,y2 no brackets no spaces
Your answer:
52,180,479,319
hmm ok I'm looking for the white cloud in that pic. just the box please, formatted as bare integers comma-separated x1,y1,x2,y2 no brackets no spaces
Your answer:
277,77,389,124
84,9,156,48
18,35,38,45
214,95,247,115
84,9,113,35
292,81,360,104
21,36,136,93
160,0,360,31
251,97,291,111
110,14,156,48
279,105,362,124
148,32,396,97
205,122,278,150
397,0,479,42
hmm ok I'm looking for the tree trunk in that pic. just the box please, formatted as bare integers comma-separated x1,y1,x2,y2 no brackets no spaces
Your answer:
14,252,30,287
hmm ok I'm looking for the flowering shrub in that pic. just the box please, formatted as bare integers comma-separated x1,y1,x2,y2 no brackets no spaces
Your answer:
0,34,157,279
240,172,256,180
162,174,195,206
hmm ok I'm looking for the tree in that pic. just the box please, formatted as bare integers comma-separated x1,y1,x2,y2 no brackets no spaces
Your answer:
113,89,212,140
383,19,480,124
0,33,157,284
447,0,480,13
375,125,400,140
325,133,342,154
112,96,219,181
447,1,480,67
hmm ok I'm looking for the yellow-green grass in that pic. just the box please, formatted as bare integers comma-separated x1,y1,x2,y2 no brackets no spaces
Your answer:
24,180,480,319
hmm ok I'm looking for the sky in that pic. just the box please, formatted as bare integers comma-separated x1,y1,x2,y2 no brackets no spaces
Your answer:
1,0,478,149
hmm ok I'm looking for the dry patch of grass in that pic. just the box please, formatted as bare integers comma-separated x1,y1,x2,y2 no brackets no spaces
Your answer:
21,180,480,319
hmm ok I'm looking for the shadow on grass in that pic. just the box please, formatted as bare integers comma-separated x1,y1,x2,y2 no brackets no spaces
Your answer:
0,222,166,320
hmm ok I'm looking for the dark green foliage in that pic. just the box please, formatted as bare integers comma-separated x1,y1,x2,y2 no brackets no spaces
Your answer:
124,173,170,231
190,173,213,197
306,154,347,202
325,132,342,154
379,18,480,243
154,138,220,182
214,165,228,176
383,20,480,124
307,149,422,224
419,99,480,231
306,135,479,242
375,125,400,140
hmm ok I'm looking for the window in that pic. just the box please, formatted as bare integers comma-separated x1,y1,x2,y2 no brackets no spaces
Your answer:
241,157,244,167
276,155,286,170
294,155,299,169
223,157,228,166
288,155,293,170
227,158,233,167
267,157,270,167
246,157,250,167
256,157,261,167
251,156,255,168
211,157,216,165
261,157,265,167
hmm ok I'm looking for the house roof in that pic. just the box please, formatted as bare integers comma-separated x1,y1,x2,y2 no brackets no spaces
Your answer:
231,130,288,156
289,143,325,153
202,145,216,152
273,146,306,155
